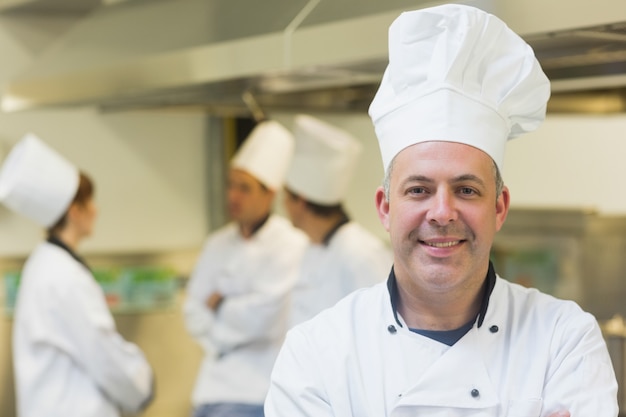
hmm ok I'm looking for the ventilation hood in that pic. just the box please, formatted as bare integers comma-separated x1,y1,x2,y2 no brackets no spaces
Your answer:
2,0,626,114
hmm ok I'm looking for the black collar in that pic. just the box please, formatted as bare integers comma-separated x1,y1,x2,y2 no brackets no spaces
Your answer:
387,261,496,329
46,235,91,271
321,215,350,246
248,213,270,236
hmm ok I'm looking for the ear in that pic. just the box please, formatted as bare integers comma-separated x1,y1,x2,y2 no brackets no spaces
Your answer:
66,202,81,220
375,186,391,232
60,202,82,229
495,185,510,232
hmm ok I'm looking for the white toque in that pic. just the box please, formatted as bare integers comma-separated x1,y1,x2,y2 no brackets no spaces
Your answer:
231,120,295,190
368,4,551,172
0,134,79,227
286,115,362,205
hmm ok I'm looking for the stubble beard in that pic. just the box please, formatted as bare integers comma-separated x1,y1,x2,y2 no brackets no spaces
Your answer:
400,222,482,291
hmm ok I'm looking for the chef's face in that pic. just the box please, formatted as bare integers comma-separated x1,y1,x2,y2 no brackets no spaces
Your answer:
375,141,509,294
227,168,274,226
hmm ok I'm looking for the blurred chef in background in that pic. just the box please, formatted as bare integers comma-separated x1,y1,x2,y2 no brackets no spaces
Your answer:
0,134,154,417
283,114,392,328
183,120,307,417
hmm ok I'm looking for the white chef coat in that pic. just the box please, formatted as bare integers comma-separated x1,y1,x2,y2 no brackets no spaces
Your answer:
266,267,618,417
289,221,392,328
184,214,307,406
13,241,154,417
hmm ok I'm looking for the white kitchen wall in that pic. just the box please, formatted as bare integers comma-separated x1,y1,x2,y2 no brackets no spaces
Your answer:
503,114,626,214
0,108,209,256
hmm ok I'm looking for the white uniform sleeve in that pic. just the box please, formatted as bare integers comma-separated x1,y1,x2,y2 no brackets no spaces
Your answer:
211,281,290,352
51,277,154,414
541,310,618,416
184,228,298,354
183,239,219,355
265,327,333,417
210,250,295,353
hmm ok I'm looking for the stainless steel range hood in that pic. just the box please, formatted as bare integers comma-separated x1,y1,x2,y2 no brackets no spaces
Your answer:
2,0,626,114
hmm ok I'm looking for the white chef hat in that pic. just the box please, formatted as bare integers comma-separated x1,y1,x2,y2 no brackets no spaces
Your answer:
0,133,79,228
369,4,551,172
285,115,362,205
230,120,294,190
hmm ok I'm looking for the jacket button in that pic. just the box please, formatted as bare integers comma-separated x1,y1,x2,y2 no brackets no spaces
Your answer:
489,325,499,333
471,389,480,398
387,325,397,334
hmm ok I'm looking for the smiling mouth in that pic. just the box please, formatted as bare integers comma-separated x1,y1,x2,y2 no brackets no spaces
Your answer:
422,240,462,248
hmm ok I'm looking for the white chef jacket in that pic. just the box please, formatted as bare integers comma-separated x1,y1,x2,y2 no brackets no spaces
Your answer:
184,214,307,406
13,241,154,417
266,266,618,417
289,221,392,328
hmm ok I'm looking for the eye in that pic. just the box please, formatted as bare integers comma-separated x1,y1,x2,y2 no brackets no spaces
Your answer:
459,187,477,196
407,186,427,196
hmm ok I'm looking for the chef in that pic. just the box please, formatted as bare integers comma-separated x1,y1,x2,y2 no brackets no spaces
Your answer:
265,4,618,417
0,134,154,417
283,114,392,327
183,120,307,417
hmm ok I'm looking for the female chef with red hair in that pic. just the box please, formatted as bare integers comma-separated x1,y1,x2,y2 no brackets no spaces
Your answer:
0,134,154,417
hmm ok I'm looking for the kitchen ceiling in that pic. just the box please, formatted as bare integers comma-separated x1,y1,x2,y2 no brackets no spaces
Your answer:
1,0,626,114
90,21,626,115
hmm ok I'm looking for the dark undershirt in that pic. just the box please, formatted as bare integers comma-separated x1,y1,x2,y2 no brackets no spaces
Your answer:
410,319,476,346
321,214,350,246
248,213,270,236
387,262,497,346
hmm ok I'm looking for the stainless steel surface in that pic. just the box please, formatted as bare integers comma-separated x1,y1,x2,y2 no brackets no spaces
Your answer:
548,89,626,113
0,0,142,15
2,0,626,113
529,22,626,90
496,209,626,414
494,208,626,320
0,0,100,15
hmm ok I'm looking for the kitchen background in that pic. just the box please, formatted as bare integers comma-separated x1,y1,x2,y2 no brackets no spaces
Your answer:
0,0,626,416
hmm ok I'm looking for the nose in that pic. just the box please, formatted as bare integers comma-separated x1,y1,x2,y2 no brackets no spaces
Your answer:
427,190,458,226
